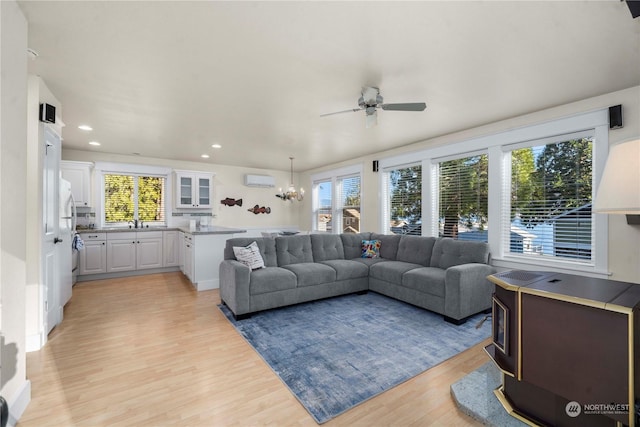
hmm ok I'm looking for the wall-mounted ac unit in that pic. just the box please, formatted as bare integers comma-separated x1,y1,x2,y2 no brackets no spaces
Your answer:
244,174,276,188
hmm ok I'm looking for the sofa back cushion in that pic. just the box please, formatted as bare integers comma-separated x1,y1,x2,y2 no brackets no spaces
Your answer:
276,235,314,266
430,238,490,269
396,235,437,266
311,234,345,261
371,233,401,260
224,237,278,267
340,232,372,259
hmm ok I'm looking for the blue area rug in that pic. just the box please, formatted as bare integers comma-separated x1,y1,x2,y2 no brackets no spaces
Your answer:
219,292,491,424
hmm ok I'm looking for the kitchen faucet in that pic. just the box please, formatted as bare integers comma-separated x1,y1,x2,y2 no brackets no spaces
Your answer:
129,219,139,229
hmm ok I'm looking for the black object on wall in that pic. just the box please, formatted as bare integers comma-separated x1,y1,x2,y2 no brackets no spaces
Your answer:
609,104,623,129
39,103,56,124
373,160,379,172
627,0,640,18
0,396,8,427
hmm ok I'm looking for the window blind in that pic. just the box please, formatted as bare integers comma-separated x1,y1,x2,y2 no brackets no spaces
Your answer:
438,154,488,241
337,175,361,233
506,137,593,262
104,174,165,225
386,165,422,235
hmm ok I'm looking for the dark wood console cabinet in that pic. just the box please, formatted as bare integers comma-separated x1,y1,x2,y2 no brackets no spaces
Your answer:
486,270,639,427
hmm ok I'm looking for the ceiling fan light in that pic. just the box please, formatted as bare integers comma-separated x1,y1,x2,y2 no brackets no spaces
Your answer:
366,112,377,128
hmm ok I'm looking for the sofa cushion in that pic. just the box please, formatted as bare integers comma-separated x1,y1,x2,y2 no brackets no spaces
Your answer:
369,260,422,284
311,234,345,261
276,235,314,266
249,267,297,295
371,233,401,260
402,267,446,297
225,237,277,267
396,235,436,266
430,238,490,269
320,259,369,281
361,239,381,258
341,232,372,259
233,241,265,270
350,257,388,267
283,262,337,287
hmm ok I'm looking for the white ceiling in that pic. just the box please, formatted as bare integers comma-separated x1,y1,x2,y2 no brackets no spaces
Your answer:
18,1,640,172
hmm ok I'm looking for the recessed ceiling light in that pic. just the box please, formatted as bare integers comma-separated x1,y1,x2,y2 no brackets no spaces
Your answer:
88,141,100,146
78,125,93,131
201,154,210,159
211,144,222,149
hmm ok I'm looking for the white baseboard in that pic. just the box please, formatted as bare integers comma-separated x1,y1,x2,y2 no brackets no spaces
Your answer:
5,379,31,427
25,332,45,352
194,278,219,291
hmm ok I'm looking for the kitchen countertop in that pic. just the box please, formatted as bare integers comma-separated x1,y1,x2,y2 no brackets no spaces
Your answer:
77,226,246,235
178,226,246,235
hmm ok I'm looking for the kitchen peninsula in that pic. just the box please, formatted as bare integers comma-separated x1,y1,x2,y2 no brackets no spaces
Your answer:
78,225,245,290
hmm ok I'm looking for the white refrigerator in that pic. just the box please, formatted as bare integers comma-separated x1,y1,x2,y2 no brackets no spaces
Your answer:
59,178,76,306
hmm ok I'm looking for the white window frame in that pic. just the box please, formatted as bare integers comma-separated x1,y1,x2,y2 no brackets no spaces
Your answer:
94,162,172,228
378,109,609,277
311,164,363,234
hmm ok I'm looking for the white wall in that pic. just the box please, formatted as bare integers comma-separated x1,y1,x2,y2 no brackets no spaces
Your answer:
0,0,31,423
61,149,305,232
301,86,640,283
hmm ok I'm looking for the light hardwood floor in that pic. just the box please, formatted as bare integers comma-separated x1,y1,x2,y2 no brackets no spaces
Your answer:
19,272,489,426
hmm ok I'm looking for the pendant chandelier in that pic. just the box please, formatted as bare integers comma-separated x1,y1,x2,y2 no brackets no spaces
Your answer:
276,157,304,202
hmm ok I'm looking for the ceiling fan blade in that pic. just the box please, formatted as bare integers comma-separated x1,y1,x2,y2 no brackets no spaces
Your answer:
320,108,362,117
380,102,427,112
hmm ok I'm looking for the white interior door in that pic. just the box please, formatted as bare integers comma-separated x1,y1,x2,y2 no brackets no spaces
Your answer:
43,125,61,335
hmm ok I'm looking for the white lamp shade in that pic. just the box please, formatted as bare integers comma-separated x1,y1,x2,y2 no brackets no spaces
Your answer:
593,139,640,214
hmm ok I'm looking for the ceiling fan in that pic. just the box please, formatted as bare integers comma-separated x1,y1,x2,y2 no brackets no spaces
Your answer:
321,87,427,128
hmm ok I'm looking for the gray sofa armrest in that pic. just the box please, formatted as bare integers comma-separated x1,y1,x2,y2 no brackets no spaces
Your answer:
444,263,496,321
219,259,251,316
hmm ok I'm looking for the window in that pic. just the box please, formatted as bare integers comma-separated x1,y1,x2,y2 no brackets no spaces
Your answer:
506,134,593,262
314,179,333,232
311,165,363,234
377,108,608,275
387,165,422,235
104,174,166,225
338,175,361,233
438,154,488,241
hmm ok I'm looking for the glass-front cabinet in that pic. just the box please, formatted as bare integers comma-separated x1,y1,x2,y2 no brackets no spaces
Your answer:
174,170,213,209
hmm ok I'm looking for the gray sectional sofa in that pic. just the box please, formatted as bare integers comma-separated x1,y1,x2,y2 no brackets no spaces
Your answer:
220,233,496,324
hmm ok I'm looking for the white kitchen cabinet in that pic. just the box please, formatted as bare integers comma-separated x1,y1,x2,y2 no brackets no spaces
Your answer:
61,161,92,207
79,232,107,275
106,232,137,273
106,231,163,272
181,232,232,291
178,231,185,271
137,232,163,270
174,170,213,209
163,231,180,267
183,232,194,281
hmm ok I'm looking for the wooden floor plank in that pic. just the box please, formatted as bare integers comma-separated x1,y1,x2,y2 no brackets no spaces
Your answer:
19,272,488,426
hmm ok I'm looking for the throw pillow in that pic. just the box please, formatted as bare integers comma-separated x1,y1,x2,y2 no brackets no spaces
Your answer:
233,241,266,270
361,239,381,258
